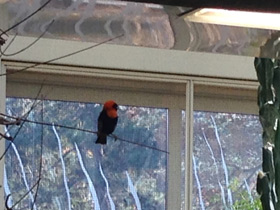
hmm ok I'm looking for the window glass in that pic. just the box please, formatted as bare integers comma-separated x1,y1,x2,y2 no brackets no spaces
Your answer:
4,98,168,209
5,0,173,49
192,111,262,209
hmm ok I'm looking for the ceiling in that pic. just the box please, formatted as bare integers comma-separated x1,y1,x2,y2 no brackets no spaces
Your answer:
2,0,280,58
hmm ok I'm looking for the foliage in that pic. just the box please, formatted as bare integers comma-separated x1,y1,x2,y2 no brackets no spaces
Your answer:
230,178,262,210
231,196,262,210
255,57,280,210
6,97,264,209
192,111,262,209
5,98,168,209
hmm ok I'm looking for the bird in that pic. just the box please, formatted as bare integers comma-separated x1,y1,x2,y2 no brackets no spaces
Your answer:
95,100,118,145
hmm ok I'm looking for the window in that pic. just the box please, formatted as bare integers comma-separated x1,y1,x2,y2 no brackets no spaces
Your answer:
192,111,261,209
1,60,260,210
0,4,263,208
191,84,260,209
0,62,6,207
5,98,169,209
3,64,186,209
180,84,259,210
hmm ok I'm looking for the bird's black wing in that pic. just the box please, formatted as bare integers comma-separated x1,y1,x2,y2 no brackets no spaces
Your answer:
96,110,107,144
97,110,106,133
96,110,118,145
112,116,118,133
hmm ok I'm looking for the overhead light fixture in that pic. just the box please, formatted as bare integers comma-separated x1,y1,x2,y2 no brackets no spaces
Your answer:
184,8,280,30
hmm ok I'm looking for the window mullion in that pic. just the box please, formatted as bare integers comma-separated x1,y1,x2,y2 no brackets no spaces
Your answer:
185,81,194,210
0,61,6,210
0,6,8,209
167,108,183,210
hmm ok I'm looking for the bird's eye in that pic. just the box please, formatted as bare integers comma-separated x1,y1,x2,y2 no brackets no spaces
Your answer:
113,103,118,110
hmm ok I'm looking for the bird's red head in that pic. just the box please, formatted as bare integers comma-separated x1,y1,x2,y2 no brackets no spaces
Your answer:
103,100,118,118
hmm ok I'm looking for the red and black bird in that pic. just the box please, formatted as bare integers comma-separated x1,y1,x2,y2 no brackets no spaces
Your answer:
95,100,118,145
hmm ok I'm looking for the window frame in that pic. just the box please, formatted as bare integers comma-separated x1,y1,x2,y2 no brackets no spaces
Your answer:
0,61,6,210
3,61,190,210
1,54,259,210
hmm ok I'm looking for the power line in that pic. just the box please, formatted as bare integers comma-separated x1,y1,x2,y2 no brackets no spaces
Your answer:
0,20,55,57
0,34,124,77
0,0,52,37
1,113,169,154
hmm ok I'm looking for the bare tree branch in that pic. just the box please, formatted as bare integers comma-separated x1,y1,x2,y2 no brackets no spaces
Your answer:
0,132,13,141
0,33,17,58
0,29,8,38
0,115,20,141
0,20,55,57
5,194,12,210
6,178,41,209
0,36,6,46
31,102,44,210
0,29,8,46
0,0,52,37
0,116,20,126
0,83,45,160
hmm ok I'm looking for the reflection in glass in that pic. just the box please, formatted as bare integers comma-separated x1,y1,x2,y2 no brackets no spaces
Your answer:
5,0,174,49
4,0,276,57
4,98,168,209
192,111,262,209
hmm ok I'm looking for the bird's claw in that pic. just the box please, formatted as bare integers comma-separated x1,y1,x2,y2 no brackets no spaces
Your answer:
111,134,118,141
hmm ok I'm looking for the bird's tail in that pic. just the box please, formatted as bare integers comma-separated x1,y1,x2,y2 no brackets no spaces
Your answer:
95,133,107,145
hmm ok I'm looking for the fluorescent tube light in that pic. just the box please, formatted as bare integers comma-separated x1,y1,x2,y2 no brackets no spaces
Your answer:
184,8,280,30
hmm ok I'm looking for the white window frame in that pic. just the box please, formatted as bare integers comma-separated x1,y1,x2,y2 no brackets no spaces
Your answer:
0,36,259,210
3,61,191,210
0,61,6,210
0,5,8,209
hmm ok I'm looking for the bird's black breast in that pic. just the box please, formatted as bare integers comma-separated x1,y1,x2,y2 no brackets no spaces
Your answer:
98,110,118,134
